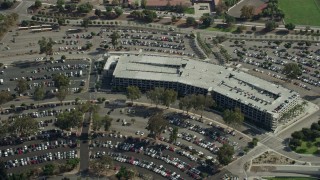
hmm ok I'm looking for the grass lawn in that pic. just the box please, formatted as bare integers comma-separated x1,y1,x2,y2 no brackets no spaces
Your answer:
266,177,318,180
279,0,320,26
295,137,320,154
184,8,195,14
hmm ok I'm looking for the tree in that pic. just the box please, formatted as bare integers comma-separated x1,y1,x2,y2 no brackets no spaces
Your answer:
95,9,102,17
56,86,69,104
186,17,196,26
33,85,45,103
141,0,147,8
34,0,42,9
103,115,113,131
169,127,178,142
200,14,213,28
110,31,120,49
81,18,90,29
240,5,255,19
265,20,278,32
179,95,193,114
92,113,103,131
236,25,246,33
65,3,76,11
142,10,157,22
217,144,234,165
215,3,228,15
285,23,295,31
192,94,214,118
161,89,177,108
289,138,301,150
171,15,177,23
55,110,83,130
90,155,114,178
56,0,65,11
114,7,123,17
282,63,302,79
126,86,141,103
251,26,257,32
43,164,56,176
223,108,244,128
225,14,235,27
52,74,70,88
116,166,134,180
61,55,66,60
16,79,28,95
0,161,8,180
0,91,13,107
77,2,93,14
146,87,163,107
38,37,54,56
146,113,168,138
10,116,38,137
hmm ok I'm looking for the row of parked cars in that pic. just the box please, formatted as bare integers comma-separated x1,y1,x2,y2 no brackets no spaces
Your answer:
91,151,187,180
4,150,78,169
0,139,77,157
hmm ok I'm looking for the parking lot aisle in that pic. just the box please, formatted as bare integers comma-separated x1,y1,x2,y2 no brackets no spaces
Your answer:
79,112,90,173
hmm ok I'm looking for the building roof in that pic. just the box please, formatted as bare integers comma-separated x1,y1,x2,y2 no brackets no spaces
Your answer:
145,0,192,7
110,54,299,116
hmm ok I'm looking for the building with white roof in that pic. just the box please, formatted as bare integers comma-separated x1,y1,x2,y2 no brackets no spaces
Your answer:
104,54,300,130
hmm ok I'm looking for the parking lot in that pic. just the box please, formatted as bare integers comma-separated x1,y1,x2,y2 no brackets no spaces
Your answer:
0,26,204,59
0,59,90,96
219,40,320,96
87,102,250,179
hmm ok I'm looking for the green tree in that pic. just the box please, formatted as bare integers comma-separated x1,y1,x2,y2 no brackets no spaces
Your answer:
217,144,234,165
92,113,104,131
110,31,120,49
142,10,157,22
114,7,123,17
169,127,178,142
55,110,83,130
223,108,244,128
38,37,54,55
81,18,91,29
285,23,295,31
77,2,93,13
146,113,168,138
186,17,196,26
0,91,13,108
265,20,278,32
56,0,65,11
0,161,8,180
43,164,55,176
65,3,76,11
141,0,147,8
16,79,28,95
103,115,113,131
236,25,246,33
56,86,69,104
240,5,255,19
34,0,42,9
126,86,141,103
200,14,213,28
146,87,164,107
161,89,177,108
179,95,193,114
10,116,38,137
192,94,215,118
95,9,102,17
33,85,45,103
282,63,302,79
52,74,70,88
171,15,177,23
225,14,235,27
90,155,114,178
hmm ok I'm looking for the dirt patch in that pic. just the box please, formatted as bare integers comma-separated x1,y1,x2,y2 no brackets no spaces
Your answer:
252,151,295,165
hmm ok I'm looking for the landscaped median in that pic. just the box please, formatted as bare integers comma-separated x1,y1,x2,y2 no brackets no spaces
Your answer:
289,120,320,155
